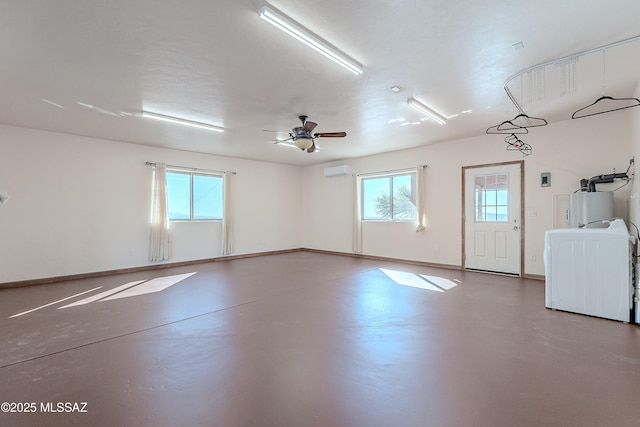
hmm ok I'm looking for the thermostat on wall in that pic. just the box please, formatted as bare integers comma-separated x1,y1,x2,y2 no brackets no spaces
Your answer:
541,172,551,187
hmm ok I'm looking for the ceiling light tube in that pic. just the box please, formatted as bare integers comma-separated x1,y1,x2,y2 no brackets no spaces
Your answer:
275,141,299,149
141,111,224,132
259,5,363,75
407,98,447,125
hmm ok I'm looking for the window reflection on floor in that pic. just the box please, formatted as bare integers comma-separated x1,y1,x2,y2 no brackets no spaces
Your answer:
379,268,458,292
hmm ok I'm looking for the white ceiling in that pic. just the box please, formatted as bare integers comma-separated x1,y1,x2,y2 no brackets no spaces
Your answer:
2,0,640,166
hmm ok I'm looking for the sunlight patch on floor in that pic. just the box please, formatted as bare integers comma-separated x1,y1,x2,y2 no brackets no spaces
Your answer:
380,269,458,292
8,273,197,318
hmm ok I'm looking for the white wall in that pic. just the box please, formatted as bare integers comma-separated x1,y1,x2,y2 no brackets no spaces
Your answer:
1,105,636,284
0,125,302,283
630,80,640,235
302,111,635,276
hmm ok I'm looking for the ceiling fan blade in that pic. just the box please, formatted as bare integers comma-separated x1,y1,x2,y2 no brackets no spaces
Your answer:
303,121,318,132
314,132,346,138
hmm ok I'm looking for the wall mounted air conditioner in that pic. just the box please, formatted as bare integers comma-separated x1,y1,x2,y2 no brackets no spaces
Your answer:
323,164,351,177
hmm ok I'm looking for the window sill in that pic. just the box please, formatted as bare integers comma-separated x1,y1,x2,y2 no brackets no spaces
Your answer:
169,219,223,223
362,220,418,223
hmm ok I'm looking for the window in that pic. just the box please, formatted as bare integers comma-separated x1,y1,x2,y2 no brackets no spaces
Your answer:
474,173,508,222
362,172,417,221
166,171,223,220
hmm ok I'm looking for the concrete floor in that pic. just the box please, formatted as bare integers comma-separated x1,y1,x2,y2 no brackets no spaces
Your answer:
1,251,639,427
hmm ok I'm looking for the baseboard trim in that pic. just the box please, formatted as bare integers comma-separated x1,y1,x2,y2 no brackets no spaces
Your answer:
213,248,302,262
0,249,304,289
1,248,542,289
301,248,463,271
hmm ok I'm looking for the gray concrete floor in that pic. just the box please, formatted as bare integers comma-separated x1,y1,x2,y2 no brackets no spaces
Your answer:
1,251,639,426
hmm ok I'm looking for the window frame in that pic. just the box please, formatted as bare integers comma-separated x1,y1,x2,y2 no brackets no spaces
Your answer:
166,169,223,221
360,171,418,222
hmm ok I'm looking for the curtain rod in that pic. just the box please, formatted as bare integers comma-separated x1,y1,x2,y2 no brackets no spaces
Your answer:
145,161,236,175
356,164,427,177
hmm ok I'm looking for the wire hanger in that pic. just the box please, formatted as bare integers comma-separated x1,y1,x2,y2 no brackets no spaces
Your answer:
571,95,640,119
508,113,547,128
572,49,640,119
486,112,547,134
505,134,532,156
486,121,529,134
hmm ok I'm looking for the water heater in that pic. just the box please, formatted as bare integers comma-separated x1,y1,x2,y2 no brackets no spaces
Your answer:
568,191,613,228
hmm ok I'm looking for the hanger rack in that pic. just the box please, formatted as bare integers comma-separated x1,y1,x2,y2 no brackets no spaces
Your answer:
488,35,640,156
503,34,640,116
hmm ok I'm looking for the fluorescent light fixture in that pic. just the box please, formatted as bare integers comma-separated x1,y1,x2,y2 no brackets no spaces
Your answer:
407,98,447,125
41,98,64,108
259,4,363,75
141,111,224,132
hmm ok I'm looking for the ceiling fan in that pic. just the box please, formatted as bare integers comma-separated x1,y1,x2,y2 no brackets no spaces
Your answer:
272,115,347,153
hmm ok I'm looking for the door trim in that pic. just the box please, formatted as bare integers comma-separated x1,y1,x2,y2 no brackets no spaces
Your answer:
461,160,525,276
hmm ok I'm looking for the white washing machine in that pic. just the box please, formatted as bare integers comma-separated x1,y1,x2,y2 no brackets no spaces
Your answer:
544,219,634,322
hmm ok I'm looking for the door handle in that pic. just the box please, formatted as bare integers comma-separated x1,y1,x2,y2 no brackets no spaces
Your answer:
513,225,520,230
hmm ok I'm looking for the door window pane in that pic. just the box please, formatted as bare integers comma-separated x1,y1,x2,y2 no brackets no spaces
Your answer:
474,173,508,222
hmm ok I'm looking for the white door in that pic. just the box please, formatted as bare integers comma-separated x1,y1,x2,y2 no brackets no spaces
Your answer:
464,162,522,275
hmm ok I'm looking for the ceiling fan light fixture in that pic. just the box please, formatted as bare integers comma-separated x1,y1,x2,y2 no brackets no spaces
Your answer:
258,5,363,76
141,111,224,132
294,136,314,150
407,98,447,125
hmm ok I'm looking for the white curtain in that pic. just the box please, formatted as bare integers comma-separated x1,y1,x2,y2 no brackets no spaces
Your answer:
149,162,170,262
416,165,427,232
352,174,362,253
221,171,233,255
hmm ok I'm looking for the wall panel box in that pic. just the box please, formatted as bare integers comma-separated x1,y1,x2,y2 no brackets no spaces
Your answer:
323,164,351,177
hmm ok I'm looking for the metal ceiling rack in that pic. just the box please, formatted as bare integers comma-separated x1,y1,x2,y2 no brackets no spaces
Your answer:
487,34,640,157
503,34,640,116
